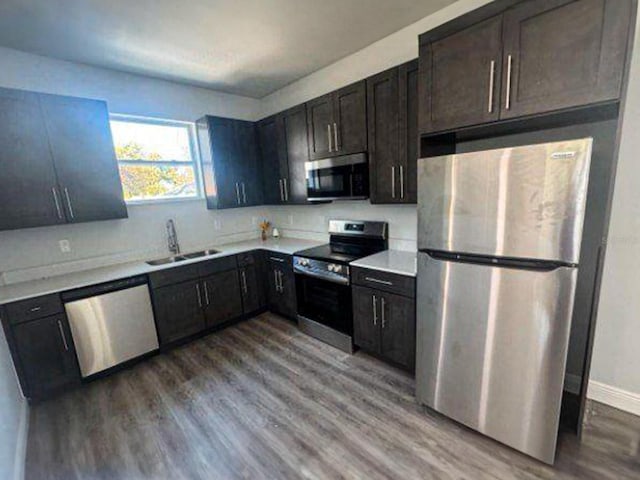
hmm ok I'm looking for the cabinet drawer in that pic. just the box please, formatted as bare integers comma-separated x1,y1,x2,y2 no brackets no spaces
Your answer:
198,255,238,277
352,267,415,297
236,251,258,267
4,294,63,324
266,252,292,269
149,264,201,289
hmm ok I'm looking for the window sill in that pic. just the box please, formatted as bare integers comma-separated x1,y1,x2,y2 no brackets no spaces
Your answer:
126,196,204,207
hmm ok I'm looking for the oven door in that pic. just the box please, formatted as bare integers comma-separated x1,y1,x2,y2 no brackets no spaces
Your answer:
305,154,369,201
295,273,353,334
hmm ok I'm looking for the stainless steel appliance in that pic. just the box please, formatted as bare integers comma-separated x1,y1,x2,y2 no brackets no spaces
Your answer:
415,139,593,464
294,220,387,352
305,153,369,201
63,276,159,378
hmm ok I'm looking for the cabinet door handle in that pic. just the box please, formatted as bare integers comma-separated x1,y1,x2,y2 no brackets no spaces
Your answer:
235,182,241,204
63,187,74,219
274,270,280,291
327,124,333,152
399,165,405,199
241,270,248,293
488,60,496,113
279,271,284,292
29,306,42,313
279,179,284,201
381,297,386,329
196,283,203,308
365,277,393,286
203,282,210,306
372,295,378,326
52,188,63,220
57,320,69,351
333,123,339,151
270,257,285,263
242,182,247,204
505,55,513,110
283,178,289,202
391,166,396,199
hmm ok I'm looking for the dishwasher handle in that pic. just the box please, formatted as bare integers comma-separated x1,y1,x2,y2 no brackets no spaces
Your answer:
61,275,149,302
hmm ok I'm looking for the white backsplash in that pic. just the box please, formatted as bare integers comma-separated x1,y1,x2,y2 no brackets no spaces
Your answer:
265,201,418,251
0,200,268,285
0,200,415,286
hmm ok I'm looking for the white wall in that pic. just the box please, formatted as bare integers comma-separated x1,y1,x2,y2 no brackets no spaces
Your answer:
0,46,260,122
0,329,27,480
588,13,640,413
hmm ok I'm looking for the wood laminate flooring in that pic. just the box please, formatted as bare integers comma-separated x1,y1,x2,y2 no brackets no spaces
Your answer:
26,313,640,479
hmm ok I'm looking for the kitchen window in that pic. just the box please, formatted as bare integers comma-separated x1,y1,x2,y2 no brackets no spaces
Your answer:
110,116,202,203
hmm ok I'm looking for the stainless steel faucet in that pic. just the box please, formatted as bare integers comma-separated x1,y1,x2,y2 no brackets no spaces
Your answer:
166,219,180,255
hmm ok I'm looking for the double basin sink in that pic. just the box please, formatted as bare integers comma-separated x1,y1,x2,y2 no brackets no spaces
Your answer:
146,249,220,266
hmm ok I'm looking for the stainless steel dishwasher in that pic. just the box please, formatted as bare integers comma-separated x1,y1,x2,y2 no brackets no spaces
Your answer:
62,276,159,378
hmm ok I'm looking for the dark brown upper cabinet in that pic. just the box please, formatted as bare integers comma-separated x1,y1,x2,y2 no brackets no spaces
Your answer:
0,88,66,230
258,115,287,205
258,105,311,204
368,59,419,204
418,0,633,135
419,15,503,134
281,105,311,203
40,94,128,223
197,115,264,209
0,88,127,231
306,81,367,160
500,0,632,120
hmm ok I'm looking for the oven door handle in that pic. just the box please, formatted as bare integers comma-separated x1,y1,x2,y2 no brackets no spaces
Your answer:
294,268,350,285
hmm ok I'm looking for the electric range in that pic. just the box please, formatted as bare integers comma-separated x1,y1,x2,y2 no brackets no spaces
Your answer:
293,219,388,352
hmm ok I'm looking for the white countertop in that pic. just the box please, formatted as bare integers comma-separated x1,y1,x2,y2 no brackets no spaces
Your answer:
350,250,417,277
0,237,322,305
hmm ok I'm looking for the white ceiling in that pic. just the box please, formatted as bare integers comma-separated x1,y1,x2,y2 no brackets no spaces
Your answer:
0,0,457,98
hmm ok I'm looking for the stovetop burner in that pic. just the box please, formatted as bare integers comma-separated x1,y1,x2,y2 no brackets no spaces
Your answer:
293,220,388,284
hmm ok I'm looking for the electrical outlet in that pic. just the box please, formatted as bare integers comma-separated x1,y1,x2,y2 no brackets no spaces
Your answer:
59,239,71,253
288,214,294,226
214,219,222,230
252,216,258,227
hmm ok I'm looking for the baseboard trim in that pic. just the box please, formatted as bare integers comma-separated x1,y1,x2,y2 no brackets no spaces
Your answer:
587,381,640,417
13,401,29,480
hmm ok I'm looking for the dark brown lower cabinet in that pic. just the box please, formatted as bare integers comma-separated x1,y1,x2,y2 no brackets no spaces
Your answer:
153,280,206,345
10,314,80,399
239,265,263,314
203,269,243,327
353,285,416,370
267,255,297,319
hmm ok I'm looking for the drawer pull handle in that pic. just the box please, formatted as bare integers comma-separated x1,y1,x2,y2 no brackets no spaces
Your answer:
270,257,285,262
365,277,393,286
29,306,42,312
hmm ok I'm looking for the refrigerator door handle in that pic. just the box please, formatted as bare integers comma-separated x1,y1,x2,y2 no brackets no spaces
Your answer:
420,249,575,271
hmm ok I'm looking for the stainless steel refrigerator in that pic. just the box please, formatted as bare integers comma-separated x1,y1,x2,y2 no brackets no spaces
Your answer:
415,138,593,464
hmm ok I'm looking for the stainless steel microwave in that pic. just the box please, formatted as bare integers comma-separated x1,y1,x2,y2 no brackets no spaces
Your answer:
305,153,369,201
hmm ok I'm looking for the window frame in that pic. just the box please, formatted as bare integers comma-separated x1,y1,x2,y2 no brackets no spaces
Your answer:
110,114,203,205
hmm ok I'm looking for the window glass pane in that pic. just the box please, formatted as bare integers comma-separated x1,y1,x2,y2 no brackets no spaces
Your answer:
119,164,197,201
111,120,192,162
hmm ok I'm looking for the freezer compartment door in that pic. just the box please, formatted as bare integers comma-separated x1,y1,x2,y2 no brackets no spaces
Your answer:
415,252,577,464
65,284,159,378
417,138,592,264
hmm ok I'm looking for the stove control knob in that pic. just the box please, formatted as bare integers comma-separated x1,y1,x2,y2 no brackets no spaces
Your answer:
327,264,335,272
333,265,343,274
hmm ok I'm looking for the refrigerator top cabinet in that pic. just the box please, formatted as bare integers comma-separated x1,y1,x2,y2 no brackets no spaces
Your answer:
417,139,593,264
